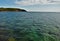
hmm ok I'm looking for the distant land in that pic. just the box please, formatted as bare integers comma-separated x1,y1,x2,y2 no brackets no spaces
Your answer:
0,8,27,12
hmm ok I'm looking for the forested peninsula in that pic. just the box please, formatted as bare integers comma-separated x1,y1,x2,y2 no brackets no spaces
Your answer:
0,8,26,12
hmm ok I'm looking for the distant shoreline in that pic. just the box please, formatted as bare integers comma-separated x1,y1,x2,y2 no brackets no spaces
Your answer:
0,8,27,12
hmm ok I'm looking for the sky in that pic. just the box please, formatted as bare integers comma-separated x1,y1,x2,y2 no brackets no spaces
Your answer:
0,0,60,12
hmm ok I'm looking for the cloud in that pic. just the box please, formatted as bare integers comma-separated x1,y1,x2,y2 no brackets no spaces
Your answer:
15,0,42,5
15,0,60,6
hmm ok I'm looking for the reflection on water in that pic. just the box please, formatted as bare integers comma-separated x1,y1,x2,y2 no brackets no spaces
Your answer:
0,12,60,41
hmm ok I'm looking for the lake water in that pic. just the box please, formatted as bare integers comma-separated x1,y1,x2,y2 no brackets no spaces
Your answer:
0,12,60,41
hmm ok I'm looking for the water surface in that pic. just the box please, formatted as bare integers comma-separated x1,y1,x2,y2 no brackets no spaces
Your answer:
0,12,60,41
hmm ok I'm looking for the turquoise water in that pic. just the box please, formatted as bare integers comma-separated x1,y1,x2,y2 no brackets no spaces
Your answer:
0,12,60,41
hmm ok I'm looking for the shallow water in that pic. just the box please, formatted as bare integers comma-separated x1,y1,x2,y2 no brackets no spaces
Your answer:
0,12,60,41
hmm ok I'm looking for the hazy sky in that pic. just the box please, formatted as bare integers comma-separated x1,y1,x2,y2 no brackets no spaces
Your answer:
0,0,60,12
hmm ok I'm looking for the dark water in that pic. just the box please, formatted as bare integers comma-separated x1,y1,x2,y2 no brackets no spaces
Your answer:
0,12,60,41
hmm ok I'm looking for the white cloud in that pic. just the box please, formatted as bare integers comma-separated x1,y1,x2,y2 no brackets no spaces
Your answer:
15,0,41,5
15,0,60,6
29,8,60,12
